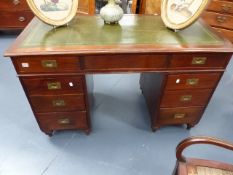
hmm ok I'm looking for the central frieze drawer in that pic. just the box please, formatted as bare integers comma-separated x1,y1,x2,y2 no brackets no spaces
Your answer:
165,73,222,90
30,94,86,113
21,76,84,95
13,56,81,74
160,89,213,108
83,54,167,70
37,111,88,131
169,53,230,69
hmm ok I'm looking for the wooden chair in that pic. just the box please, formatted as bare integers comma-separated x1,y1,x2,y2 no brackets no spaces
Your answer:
77,0,96,15
174,136,233,175
138,0,161,15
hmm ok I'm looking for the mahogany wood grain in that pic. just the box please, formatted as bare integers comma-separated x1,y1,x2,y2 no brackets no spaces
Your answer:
169,53,231,69
212,27,233,42
13,56,81,74
206,0,233,15
160,89,213,108
36,111,88,133
0,0,30,10
30,94,86,113
165,73,222,90
21,76,84,95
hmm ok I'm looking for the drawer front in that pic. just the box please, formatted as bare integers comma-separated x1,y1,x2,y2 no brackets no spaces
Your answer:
83,54,167,70
0,0,30,10
37,111,88,131
207,0,233,15
160,89,213,108
212,27,233,42
169,53,230,69
13,56,81,74
165,73,222,90
158,107,204,125
21,76,84,95
202,11,233,30
0,11,33,28
30,94,86,113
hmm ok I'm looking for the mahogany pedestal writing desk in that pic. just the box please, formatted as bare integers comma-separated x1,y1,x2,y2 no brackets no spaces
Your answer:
5,15,233,136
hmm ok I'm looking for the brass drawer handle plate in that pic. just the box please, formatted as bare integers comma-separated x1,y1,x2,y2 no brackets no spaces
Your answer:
52,99,66,107
18,16,26,22
186,78,199,85
180,95,192,102
221,4,232,12
58,118,70,125
13,0,20,5
216,16,227,23
47,82,61,90
41,60,57,68
174,113,186,119
192,57,207,65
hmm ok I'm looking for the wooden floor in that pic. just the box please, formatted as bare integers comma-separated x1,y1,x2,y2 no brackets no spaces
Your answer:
0,32,233,175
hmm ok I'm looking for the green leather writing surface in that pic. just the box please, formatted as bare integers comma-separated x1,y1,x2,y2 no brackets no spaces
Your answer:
21,15,223,48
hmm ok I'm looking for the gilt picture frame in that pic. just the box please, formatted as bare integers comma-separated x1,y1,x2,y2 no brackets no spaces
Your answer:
161,0,209,30
26,0,79,26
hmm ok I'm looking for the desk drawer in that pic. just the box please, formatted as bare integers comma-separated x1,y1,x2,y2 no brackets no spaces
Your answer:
37,111,88,131
0,11,33,28
30,94,86,113
0,0,30,10
158,107,204,125
165,73,221,90
212,27,233,42
21,76,84,95
83,54,167,71
202,11,233,30
160,89,213,108
13,56,81,74
169,53,230,69
207,0,233,15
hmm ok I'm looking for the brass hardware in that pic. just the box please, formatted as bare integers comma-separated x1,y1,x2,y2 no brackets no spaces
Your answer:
52,99,66,107
58,118,70,125
192,57,207,65
13,0,20,5
221,4,232,12
174,113,186,119
18,16,25,22
180,95,192,102
41,60,57,68
186,78,199,85
216,16,227,23
47,82,61,90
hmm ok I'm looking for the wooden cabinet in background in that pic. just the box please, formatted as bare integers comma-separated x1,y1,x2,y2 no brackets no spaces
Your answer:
0,0,95,30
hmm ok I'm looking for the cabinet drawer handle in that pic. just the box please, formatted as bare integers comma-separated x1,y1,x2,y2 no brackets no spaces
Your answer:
52,99,66,107
47,82,61,90
18,16,25,22
192,57,206,65
221,4,232,12
41,60,57,68
216,16,227,23
180,95,192,102
58,118,70,125
174,113,186,119
186,78,199,85
13,0,20,5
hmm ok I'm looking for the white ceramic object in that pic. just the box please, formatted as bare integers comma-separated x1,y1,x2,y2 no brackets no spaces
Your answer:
100,0,124,24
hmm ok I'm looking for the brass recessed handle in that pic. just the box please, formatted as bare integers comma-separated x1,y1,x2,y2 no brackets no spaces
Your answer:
13,0,20,5
192,57,207,65
52,99,66,107
58,118,70,125
41,60,57,68
180,95,192,102
18,16,25,22
216,16,227,23
186,78,199,86
47,82,61,90
174,113,186,119
221,4,232,12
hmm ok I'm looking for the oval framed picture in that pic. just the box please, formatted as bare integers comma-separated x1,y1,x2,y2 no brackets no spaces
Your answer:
161,0,209,30
26,0,79,26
